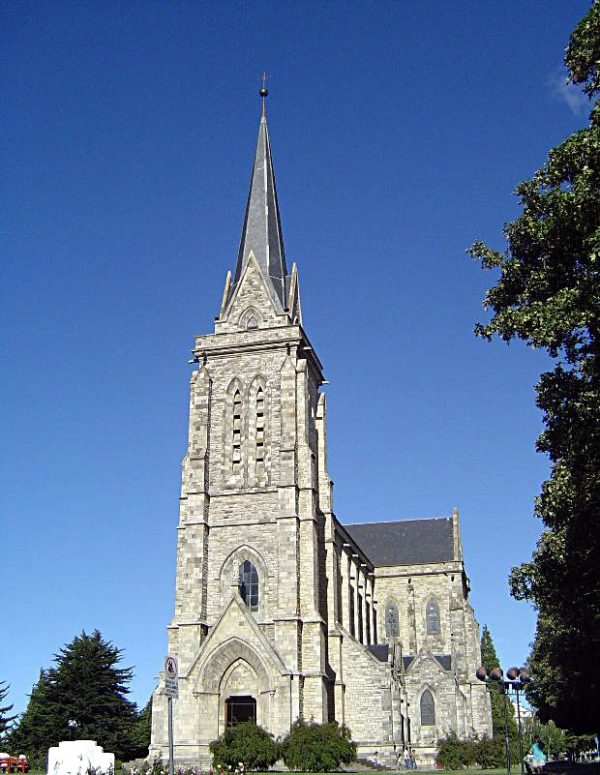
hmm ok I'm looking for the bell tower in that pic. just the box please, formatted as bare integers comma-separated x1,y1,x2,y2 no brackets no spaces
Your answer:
151,89,334,762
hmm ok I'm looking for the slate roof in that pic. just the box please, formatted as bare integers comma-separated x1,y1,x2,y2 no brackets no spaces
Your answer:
367,644,389,663
232,113,289,307
403,654,452,672
345,518,455,567
434,654,452,671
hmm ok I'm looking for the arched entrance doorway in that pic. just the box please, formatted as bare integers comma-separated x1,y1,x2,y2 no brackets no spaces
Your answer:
225,695,256,727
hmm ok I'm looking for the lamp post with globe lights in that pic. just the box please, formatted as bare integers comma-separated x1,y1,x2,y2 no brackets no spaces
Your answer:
476,665,532,775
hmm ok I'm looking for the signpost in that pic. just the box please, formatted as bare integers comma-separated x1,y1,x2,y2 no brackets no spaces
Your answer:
164,656,179,775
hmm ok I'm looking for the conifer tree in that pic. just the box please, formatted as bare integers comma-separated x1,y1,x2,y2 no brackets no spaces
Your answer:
130,697,152,759
0,681,16,744
480,626,518,739
9,631,139,762
7,671,54,762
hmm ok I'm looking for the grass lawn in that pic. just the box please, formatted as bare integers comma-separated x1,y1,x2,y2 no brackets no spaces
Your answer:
27,767,600,775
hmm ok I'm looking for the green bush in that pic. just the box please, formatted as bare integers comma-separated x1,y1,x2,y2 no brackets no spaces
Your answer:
436,732,465,770
209,723,279,771
436,733,478,770
475,735,506,769
280,720,356,772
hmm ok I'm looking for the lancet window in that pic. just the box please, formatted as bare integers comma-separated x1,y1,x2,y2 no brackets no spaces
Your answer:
255,387,265,476
420,690,435,726
238,560,259,611
385,601,399,639
232,389,243,473
426,598,441,635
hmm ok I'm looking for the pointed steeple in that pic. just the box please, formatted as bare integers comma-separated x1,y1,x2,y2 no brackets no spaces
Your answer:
232,90,289,307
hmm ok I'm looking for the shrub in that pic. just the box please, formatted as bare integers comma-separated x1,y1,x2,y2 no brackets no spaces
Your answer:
209,723,279,771
436,732,464,770
436,733,477,770
475,735,506,769
280,720,356,772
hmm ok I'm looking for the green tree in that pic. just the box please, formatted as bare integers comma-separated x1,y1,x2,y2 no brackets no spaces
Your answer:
0,681,16,744
209,723,279,771
130,697,153,759
7,670,54,766
470,1,600,734
280,720,356,772
9,631,139,763
480,626,518,740
524,719,566,759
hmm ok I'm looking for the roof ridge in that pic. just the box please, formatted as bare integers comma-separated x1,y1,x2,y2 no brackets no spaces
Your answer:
346,516,452,527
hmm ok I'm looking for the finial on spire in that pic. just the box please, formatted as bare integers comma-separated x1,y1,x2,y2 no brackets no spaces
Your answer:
259,72,269,118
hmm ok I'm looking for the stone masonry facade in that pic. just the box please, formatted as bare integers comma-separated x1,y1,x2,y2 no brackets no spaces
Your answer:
149,107,492,769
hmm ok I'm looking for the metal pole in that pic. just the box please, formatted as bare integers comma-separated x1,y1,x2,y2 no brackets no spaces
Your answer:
515,686,525,775
503,684,511,775
168,696,174,775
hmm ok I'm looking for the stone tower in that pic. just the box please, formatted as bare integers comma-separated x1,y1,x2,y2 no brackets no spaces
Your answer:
150,96,492,768
150,97,333,763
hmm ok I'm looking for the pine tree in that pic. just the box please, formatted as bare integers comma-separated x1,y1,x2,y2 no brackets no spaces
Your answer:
7,670,60,766
130,697,152,759
0,681,16,744
480,626,518,740
9,631,139,763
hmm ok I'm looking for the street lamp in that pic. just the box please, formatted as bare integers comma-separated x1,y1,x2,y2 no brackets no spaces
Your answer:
476,665,532,775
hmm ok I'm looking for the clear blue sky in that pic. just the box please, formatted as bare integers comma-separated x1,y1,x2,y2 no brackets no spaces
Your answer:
1,1,592,719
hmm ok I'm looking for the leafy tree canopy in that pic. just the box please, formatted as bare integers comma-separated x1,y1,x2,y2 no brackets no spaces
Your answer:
8,630,144,763
470,1,600,734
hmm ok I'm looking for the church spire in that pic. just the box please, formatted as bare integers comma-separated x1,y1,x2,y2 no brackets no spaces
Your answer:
232,85,289,307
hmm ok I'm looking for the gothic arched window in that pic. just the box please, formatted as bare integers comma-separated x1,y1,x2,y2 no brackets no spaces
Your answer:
232,389,243,472
238,560,259,611
426,598,441,635
385,601,399,638
420,690,435,726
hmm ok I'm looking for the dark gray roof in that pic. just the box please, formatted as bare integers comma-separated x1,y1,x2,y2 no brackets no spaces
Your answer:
434,654,452,671
403,654,452,672
232,115,289,307
345,518,454,566
367,644,389,663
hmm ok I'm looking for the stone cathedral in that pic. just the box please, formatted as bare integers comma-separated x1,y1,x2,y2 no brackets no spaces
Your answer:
150,96,492,768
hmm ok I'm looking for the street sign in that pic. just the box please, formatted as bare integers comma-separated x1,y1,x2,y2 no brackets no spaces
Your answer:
164,655,179,699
